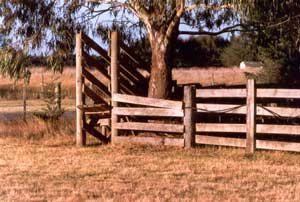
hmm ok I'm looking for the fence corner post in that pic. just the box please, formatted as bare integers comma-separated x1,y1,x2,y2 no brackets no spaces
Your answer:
76,30,86,147
111,31,120,144
184,85,196,148
246,78,256,154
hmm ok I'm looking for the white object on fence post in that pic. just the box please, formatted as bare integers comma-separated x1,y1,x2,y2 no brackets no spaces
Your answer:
246,78,256,154
76,30,86,147
184,85,196,148
111,31,120,144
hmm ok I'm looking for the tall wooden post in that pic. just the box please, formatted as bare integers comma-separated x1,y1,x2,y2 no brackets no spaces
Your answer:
76,30,86,146
184,85,196,148
111,31,120,144
246,78,256,154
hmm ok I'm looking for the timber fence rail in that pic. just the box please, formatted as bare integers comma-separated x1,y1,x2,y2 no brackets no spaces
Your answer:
76,30,150,146
111,80,300,153
111,93,185,147
196,79,300,153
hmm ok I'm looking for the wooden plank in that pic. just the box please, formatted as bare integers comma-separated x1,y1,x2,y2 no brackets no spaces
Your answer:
81,32,111,64
196,135,300,152
77,104,110,112
257,106,300,118
114,136,164,145
196,135,246,148
246,79,256,154
82,68,110,97
85,111,110,115
76,31,86,146
120,58,147,83
119,77,139,95
197,103,300,118
196,88,300,99
112,93,183,110
114,136,184,147
97,118,111,126
256,140,300,152
257,89,300,99
115,122,184,133
82,51,110,84
196,123,300,135
83,125,109,143
83,84,109,105
113,107,184,117
257,124,300,135
111,31,119,143
120,66,139,84
196,89,246,98
196,123,246,133
184,85,196,148
120,41,150,70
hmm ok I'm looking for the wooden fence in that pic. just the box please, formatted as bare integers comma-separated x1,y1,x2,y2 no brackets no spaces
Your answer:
111,93,185,147
76,30,149,146
76,30,300,153
196,79,300,153
111,80,300,153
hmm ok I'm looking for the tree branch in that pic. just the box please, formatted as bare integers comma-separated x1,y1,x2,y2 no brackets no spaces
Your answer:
86,0,152,33
185,3,235,12
165,0,185,43
179,24,252,36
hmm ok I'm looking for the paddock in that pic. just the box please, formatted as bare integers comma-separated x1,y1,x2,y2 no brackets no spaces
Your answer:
76,30,300,153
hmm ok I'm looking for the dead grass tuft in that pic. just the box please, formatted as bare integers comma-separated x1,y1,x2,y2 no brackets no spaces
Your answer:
0,117,75,143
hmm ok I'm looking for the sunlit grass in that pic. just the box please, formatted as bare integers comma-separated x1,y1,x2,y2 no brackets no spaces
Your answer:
0,118,299,201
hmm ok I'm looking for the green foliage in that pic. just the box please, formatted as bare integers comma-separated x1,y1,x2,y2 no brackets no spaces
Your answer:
0,0,78,70
0,47,31,82
33,81,64,122
256,57,282,85
247,1,300,85
220,36,258,67
174,36,229,67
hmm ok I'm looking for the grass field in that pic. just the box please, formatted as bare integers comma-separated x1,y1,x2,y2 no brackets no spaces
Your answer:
0,118,300,201
1,67,300,201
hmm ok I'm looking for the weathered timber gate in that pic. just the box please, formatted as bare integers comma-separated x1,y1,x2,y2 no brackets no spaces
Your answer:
76,30,149,146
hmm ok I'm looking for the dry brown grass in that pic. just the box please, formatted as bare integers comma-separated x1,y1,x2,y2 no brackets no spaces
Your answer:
0,118,300,201
0,66,105,100
0,117,75,141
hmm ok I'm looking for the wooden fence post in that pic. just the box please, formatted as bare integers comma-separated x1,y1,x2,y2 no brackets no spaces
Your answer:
246,78,256,154
23,77,27,121
184,85,196,148
111,31,120,144
55,82,61,110
76,30,86,146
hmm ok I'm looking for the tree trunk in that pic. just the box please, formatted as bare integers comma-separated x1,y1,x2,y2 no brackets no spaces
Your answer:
148,33,172,99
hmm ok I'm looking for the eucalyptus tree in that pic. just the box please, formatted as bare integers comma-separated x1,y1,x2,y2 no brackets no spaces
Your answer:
83,0,255,98
1,0,299,98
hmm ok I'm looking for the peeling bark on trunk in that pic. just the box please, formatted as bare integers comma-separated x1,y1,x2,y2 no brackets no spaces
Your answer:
148,33,172,99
